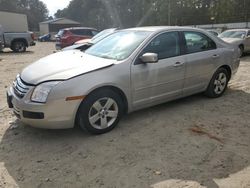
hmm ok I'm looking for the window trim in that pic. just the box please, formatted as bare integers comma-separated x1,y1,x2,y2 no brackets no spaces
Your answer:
181,31,217,55
134,31,184,65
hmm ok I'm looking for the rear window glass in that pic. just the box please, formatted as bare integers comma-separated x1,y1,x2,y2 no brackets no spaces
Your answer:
71,29,93,36
184,31,216,53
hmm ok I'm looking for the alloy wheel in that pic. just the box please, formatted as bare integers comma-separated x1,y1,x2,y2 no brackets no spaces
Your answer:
88,97,118,130
214,72,227,94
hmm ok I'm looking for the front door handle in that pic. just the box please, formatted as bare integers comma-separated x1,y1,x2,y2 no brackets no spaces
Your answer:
212,54,220,58
173,62,184,67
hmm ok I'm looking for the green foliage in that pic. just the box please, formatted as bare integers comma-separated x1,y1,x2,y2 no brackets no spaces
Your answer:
1,0,249,30
54,0,250,29
0,0,48,31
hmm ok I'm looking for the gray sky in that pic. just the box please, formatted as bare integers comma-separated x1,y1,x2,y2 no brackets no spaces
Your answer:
41,0,71,16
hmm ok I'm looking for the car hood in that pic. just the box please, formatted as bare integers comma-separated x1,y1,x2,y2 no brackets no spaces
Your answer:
62,43,91,51
21,50,115,85
221,37,243,44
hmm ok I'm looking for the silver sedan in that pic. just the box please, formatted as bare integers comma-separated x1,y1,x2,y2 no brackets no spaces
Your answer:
219,29,250,57
7,26,240,134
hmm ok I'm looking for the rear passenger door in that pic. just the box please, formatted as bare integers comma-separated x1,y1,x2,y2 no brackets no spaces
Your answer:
182,31,221,96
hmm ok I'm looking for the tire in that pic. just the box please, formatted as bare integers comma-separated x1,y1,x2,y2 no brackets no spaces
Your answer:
77,89,124,134
239,45,244,57
205,68,229,98
11,41,26,52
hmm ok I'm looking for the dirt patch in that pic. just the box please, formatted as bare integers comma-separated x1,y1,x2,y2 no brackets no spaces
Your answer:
1,43,250,188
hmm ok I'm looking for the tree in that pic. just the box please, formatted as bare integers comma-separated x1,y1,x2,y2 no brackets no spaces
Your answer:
54,0,250,29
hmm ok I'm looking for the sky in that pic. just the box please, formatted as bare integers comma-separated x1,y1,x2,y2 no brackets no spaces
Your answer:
41,0,71,16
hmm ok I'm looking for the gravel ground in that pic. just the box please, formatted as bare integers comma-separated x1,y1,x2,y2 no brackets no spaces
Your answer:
0,42,250,188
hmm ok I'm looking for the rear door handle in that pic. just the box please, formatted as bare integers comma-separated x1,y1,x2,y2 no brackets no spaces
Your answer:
173,62,184,67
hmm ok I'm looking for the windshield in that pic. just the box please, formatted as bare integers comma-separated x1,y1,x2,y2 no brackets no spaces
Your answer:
85,31,151,61
91,28,116,44
57,30,64,37
219,31,246,39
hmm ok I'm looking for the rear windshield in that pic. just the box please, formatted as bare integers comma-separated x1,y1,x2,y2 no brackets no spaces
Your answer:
71,29,93,36
57,30,65,37
219,31,246,39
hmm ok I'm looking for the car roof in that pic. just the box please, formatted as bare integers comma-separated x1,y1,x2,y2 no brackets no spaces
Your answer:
63,27,98,31
223,29,249,32
123,26,207,33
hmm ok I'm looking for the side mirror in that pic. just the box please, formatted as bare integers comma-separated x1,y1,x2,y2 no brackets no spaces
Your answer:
140,53,158,63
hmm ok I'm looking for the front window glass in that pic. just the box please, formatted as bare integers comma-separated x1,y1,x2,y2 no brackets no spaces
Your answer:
142,32,180,59
85,31,151,61
219,31,246,39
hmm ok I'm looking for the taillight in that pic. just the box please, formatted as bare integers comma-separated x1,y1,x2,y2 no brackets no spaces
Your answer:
61,30,71,39
31,32,35,40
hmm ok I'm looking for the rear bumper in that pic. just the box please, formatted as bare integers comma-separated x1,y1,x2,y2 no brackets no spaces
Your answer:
56,40,70,50
55,43,62,50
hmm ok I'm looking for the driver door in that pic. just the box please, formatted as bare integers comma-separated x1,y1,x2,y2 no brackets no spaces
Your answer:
131,31,185,109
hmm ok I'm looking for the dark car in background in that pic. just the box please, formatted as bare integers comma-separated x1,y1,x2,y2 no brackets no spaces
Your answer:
38,33,51,42
55,27,99,50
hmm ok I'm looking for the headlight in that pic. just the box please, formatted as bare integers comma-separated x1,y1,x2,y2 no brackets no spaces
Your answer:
31,82,60,103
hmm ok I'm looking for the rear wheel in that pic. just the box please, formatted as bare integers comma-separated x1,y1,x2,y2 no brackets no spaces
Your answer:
205,68,229,98
77,89,124,134
11,41,26,52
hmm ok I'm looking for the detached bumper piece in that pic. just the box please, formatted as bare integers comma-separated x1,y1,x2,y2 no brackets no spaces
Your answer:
23,111,44,119
30,41,36,46
6,91,13,108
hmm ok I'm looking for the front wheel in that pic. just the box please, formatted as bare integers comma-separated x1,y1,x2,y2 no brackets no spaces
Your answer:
77,89,124,134
205,68,229,98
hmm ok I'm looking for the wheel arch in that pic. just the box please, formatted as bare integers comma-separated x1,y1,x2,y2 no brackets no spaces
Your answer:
239,44,244,49
74,85,129,127
91,85,129,114
219,65,232,80
11,38,28,47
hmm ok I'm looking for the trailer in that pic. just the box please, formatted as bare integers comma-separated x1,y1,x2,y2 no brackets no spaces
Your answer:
0,11,28,32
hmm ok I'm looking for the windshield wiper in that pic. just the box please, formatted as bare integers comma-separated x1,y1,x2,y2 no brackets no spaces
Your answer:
99,55,114,59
